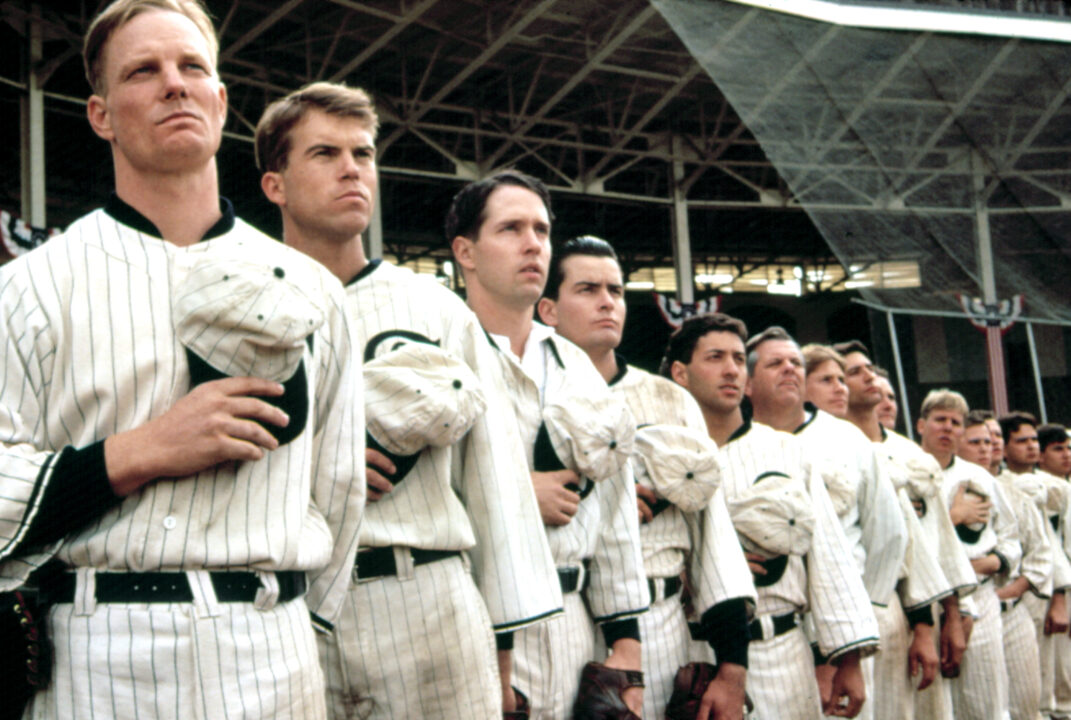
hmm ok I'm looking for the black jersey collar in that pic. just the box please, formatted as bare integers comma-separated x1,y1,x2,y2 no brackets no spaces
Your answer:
105,192,235,241
607,352,629,387
793,402,819,435
725,402,753,445
346,258,382,287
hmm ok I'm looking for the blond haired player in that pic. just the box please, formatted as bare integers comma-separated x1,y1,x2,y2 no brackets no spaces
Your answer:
917,390,1021,720
0,2,365,718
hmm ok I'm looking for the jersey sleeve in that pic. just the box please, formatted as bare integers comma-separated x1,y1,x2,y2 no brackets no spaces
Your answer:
991,480,1023,577
447,310,562,631
0,262,70,588
855,444,909,606
896,488,955,610
586,462,650,623
802,454,880,661
303,278,366,632
1008,485,1052,596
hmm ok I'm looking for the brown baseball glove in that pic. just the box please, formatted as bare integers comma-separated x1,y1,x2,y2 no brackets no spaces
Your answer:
665,662,719,720
504,687,530,719
572,661,644,720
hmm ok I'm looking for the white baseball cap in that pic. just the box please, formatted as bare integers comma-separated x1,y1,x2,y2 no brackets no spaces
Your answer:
728,471,815,558
171,235,329,383
364,342,487,456
540,392,634,482
632,424,721,512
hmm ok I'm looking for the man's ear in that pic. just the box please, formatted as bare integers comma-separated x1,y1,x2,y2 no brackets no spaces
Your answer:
536,297,558,327
670,360,688,388
451,235,476,271
261,172,285,206
87,94,114,142
744,378,753,398
916,417,926,438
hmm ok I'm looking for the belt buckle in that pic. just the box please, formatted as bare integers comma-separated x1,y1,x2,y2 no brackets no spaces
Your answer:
353,548,378,584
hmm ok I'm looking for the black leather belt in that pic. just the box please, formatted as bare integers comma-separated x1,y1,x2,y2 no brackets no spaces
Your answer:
648,576,683,602
558,567,582,593
1001,598,1021,613
356,547,461,580
48,570,305,604
748,612,797,642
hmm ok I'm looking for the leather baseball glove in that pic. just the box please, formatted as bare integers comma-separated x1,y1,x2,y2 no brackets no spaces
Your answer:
504,687,530,719
572,661,644,720
665,662,719,720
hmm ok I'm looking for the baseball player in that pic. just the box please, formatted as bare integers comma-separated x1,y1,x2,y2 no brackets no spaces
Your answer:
837,342,975,720
874,373,899,433
664,313,880,720
749,330,909,720
917,389,1022,720
996,413,1071,720
256,84,561,719
0,2,365,718
537,235,757,719
1039,424,1071,720
447,171,649,718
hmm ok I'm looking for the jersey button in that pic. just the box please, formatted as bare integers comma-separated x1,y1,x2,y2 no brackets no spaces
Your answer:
162,516,177,530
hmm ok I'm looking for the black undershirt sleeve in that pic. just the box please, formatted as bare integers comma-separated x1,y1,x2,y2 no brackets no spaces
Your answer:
697,597,751,668
12,441,121,554
905,604,935,628
496,631,514,651
601,618,640,647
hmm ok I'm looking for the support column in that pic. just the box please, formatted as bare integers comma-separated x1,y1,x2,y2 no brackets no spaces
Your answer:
20,6,46,226
972,150,1008,416
1025,323,1047,423
670,134,694,308
887,311,913,440
363,179,384,260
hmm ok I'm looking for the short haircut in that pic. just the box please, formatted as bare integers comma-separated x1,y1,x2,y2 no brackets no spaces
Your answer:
84,0,218,95
255,82,379,172
832,339,870,358
975,409,995,422
919,388,968,420
999,411,1038,444
543,236,619,301
873,366,890,380
801,344,845,376
659,313,748,378
744,326,798,376
965,409,991,430
1038,423,1069,452
444,170,553,243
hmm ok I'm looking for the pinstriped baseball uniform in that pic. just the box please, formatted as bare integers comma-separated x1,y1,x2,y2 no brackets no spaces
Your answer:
795,408,909,720
318,260,561,720
942,457,1021,720
870,430,962,720
718,416,879,720
610,363,756,717
1028,470,1071,720
0,201,365,719
490,323,649,719
994,471,1051,720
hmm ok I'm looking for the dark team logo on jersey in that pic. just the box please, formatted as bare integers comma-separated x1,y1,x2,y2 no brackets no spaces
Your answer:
363,329,440,362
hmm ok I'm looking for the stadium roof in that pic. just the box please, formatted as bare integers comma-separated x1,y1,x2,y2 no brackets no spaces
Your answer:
3,0,1071,315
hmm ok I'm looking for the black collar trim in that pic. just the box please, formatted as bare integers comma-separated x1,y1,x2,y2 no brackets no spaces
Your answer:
607,352,629,387
726,404,753,445
346,258,382,287
105,192,235,240
793,403,819,435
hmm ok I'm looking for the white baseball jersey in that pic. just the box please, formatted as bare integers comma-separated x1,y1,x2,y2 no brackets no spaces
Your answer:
881,431,978,601
0,201,365,719
795,407,908,606
319,260,561,719
870,429,963,720
490,323,648,718
610,363,756,716
942,457,1020,720
718,416,878,720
